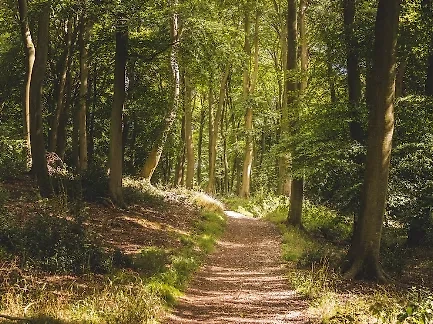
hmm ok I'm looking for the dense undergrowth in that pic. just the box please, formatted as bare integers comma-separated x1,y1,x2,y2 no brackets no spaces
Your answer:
225,195,433,324
0,176,226,323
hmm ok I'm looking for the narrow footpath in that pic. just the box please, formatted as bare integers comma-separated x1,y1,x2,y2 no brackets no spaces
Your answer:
165,211,312,324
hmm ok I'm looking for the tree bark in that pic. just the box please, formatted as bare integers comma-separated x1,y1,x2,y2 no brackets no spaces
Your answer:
197,103,206,186
344,0,401,282
17,0,35,158
141,2,180,181
78,14,90,172
240,9,259,198
286,0,301,226
29,3,53,197
108,18,128,207
49,18,73,153
208,66,230,193
184,73,194,189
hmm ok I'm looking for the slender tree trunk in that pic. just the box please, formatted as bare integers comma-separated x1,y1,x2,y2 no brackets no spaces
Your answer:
141,3,180,181
240,9,259,198
197,103,205,186
109,18,127,207
208,66,230,193
49,19,72,153
29,3,52,197
78,14,90,172
276,0,292,196
344,0,401,282
17,0,35,158
184,73,194,189
207,79,215,192
286,0,300,226
57,59,73,160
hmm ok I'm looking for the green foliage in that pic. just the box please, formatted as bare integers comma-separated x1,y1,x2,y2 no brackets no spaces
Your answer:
133,247,170,275
0,202,111,274
389,96,433,245
0,137,28,180
397,288,433,324
80,165,109,201
302,201,352,243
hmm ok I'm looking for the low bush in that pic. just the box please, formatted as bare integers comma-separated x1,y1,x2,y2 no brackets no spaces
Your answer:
0,201,111,274
0,137,28,180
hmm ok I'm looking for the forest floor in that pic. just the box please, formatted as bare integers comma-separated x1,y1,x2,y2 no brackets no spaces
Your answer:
165,210,313,324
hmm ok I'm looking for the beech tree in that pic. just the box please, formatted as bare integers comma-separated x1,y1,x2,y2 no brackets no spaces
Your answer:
17,0,34,156
344,0,401,281
141,0,180,181
108,17,128,206
29,2,53,197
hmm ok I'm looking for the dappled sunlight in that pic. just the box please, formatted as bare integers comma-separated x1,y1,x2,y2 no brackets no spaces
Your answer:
166,212,310,323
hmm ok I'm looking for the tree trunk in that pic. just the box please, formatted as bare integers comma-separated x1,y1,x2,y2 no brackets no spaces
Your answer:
207,80,215,192
57,58,73,160
344,0,401,282
197,103,205,186
108,18,128,207
17,0,35,158
141,3,180,181
184,73,194,189
174,115,185,187
208,66,230,193
49,18,73,153
286,0,300,226
240,9,259,198
29,3,52,197
78,14,90,172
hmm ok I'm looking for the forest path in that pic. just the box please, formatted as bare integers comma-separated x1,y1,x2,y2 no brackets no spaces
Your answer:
165,211,312,324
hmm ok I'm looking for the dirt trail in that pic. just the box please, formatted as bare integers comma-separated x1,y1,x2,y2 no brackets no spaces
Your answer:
165,211,312,324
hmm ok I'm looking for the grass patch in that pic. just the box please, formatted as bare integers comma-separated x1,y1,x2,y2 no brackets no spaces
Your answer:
0,179,227,323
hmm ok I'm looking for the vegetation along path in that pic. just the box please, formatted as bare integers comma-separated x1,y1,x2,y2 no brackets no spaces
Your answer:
165,211,311,323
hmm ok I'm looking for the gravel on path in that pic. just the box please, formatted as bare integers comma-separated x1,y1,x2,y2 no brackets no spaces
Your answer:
165,211,312,324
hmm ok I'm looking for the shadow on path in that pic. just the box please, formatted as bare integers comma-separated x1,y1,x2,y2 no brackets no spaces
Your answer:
165,211,311,324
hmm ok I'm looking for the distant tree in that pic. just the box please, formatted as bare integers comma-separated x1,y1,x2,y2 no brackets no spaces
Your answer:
109,17,128,207
17,0,34,156
29,2,53,197
141,0,180,181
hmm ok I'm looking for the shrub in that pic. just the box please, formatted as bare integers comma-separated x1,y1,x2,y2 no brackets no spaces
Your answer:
0,137,28,180
133,247,170,275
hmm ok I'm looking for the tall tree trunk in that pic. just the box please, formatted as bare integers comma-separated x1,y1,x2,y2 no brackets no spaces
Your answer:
344,0,401,282
276,0,292,196
286,0,300,226
109,18,127,207
174,115,185,187
78,14,90,172
184,73,194,189
17,0,35,158
207,79,215,192
141,2,180,181
197,103,205,186
57,59,73,160
240,9,259,198
208,66,230,193
49,18,73,153
29,3,52,197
